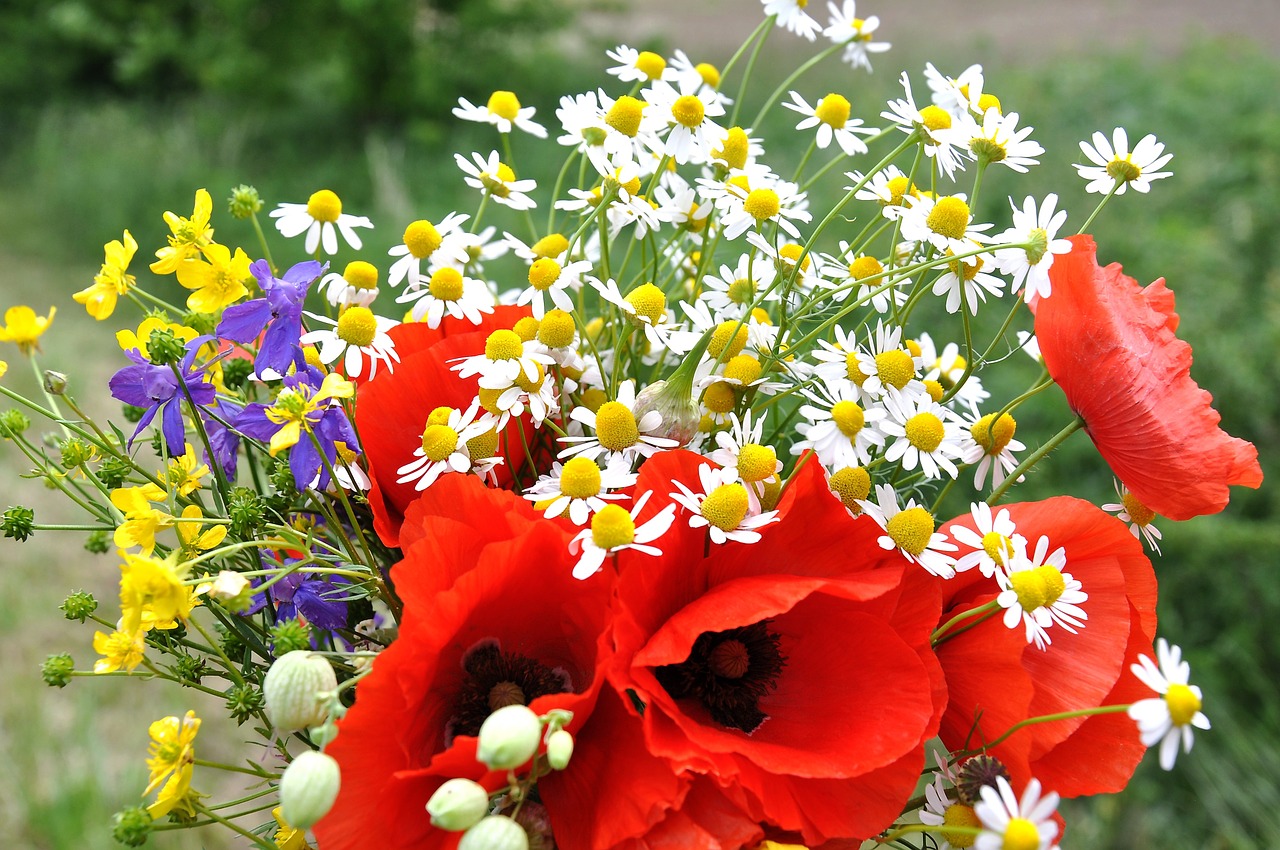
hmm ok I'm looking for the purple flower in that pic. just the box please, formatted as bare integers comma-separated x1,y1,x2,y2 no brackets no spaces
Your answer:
109,337,216,455
201,398,243,481
217,259,324,378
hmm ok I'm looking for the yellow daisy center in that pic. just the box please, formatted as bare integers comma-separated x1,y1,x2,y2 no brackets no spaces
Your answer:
814,93,851,128
830,400,865,437
591,503,636,550
735,443,777,483
947,250,985,281
702,381,737,414
512,316,540,342
1122,491,1157,526
982,531,1015,566
595,401,640,451
927,197,971,241
715,127,751,169
884,175,917,207
971,413,1017,455
559,456,603,499
845,351,868,384
1165,683,1202,726
427,406,454,427
514,362,546,393
625,282,666,325
336,306,378,348
334,440,360,466
342,260,378,290
918,105,952,133
828,466,871,510
906,339,923,357
905,412,945,453
528,258,562,291
750,306,772,326
302,345,324,369
727,175,752,195
671,95,706,129
701,482,749,531
924,379,945,402
420,423,459,462
976,92,1002,114
942,803,980,849
538,310,576,348
429,267,464,302
696,62,720,88
477,387,504,415
480,163,517,197
876,349,916,389
726,276,755,305
743,188,781,222
486,90,521,121
531,232,570,259
778,242,811,272
1001,817,1041,850
886,506,935,556
1106,157,1142,183
723,354,762,386
1010,565,1067,612
484,329,524,361
605,96,646,138
306,190,342,223
635,51,667,81
465,427,499,461
403,219,443,259
849,255,883,281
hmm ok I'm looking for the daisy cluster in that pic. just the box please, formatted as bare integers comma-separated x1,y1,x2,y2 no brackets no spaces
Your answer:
0,2,1262,849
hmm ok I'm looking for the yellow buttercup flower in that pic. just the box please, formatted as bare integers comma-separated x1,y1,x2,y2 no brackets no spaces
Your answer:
92,628,147,674
273,806,313,850
75,231,138,320
151,188,215,275
264,372,355,455
145,710,201,794
0,361,7,380
116,317,198,361
175,505,227,554
0,305,56,354
146,761,204,821
158,444,211,497
110,486,174,553
118,550,198,634
176,242,252,313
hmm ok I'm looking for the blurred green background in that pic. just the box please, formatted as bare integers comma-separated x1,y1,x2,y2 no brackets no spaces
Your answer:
0,1,1275,847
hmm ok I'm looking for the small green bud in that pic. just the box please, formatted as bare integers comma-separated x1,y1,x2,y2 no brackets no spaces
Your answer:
218,622,247,659
426,778,489,832
224,682,265,725
61,590,98,622
476,704,541,770
228,184,264,219
59,436,94,469
309,721,339,748
84,529,111,554
458,815,529,850
280,750,341,829
41,653,76,687
147,328,185,366
221,357,255,390
264,650,338,732
228,486,266,537
174,654,206,686
270,458,296,494
121,404,147,424
111,804,153,846
2,505,35,541
0,409,31,438
97,455,133,489
182,311,216,336
270,618,313,656
43,370,68,395
545,728,574,770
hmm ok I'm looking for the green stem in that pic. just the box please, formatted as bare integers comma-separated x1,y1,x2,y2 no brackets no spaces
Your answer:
749,40,844,132
1076,180,1123,235
931,600,1000,646
191,803,276,850
961,704,1133,756
249,211,277,274
729,19,773,127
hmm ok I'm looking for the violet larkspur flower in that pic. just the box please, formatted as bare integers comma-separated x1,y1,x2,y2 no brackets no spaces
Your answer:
244,556,353,637
201,398,244,481
109,337,217,455
217,259,324,378
234,370,358,491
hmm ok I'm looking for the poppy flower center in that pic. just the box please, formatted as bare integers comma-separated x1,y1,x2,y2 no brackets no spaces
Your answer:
876,349,916,389
1122,491,1157,526
709,320,749,359
1001,817,1041,850
905,412,945,452
1165,683,1202,726
594,401,640,451
1010,565,1066,612
306,189,342,223
654,620,786,733
447,641,572,744
701,482,749,531
815,93,851,128
403,219,443,258
886,506,935,556
528,258,562,291
942,803,980,848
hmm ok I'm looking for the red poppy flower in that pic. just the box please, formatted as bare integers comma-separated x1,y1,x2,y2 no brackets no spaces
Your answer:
935,497,1157,797
355,306,534,546
1033,234,1261,520
606,450,947,845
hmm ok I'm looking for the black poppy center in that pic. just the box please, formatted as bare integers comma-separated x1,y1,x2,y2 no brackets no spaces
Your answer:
653,619,786,733
446,640,572,744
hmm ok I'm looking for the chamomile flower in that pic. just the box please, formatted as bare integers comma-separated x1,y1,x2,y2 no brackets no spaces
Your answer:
1076,128,1173,195
434,224,508,275
569,492,677,580
961,410,1025,491
973,777,1061,850
881,393,965,480
642,78,728,165
396,266,494,329
668,50,727,105
319,260,381,308
395,403,490,492
386,213,470,290
269,189,373,255
670,462,780,545
920,774,981,850
317,440,371,493
556,90,639,176
881,72,974,179
606,45,675,83
299,307,399,380
967,108,1043,172
558,379,680,464
450,328,555,390
589,277,677,351
994,194,1072,303
763,0,822,41
784,91,877,156
857,483,957,577
995,535,1087,650
1103,480,1163,554
707,411,782,511
850,165,919,215
700,254,779,319
515,253,593,319
453,90,547,138
1128,638,1211,770
456,151,538,210
899,193,993,256
523,456,637,526
931,243,1004,315
746,232,823,299
843,322,927,400
818,246,904,312
792,378,887,469
824,1,890,72
950,502,1025,577
925,62,990,120
718,177,812,241
652,173,713,236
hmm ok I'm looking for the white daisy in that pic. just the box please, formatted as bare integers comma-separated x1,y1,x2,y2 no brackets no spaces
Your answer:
558,379,679,464
718,176,812,241
967,108,1043,172
1076,128,1173,195
915,334,989,416
924,62,988,120
1015,330,1042,362
707,410,782,511
919,775,976,850
961,409,1026,491
452,90,547,138
792,377,887,469
652,172,713,236
569,492,676,580
994,193,1072,304
1128,638,1211,770
670,462,780,545
746,231,823,301
319,260,381,308
606,45,675,84
396,266,494,329
455,150,538,210
783,90,878,156
515,252,593,319
857,483,958,578
823,1,890,72
523,456,636,526
450,328,554,390
269,189,373,255
974,777,1061,850
881,72,975,179
844,322,927,401
850,165,918,216
386,213,470,290
395,403,490,492
313,440,371,493
950,502,1025,578
1102,479,1163,555
931,242,1005,316
667,49,730,108
762,0,822,41
700,254,779,319
816,245,904,312
433,224,508,275
299,308,399,380
899,192,993,256
995,535,1087,650
642,78,728,165
881,392,965,480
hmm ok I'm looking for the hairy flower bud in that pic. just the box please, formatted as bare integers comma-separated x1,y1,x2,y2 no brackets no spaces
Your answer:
228,184,264,219
60,589,98,622
632,380,699,447
1,505,35,541
280,750,342,829
58,436,94,469
0,409,31,438
42,652,75,687
43,370,68,395
270,619,314,656
111,805,153,847
264,650,338,732
224,682,265,725
426,778,490,831
476,704,541,770
84,529,111,554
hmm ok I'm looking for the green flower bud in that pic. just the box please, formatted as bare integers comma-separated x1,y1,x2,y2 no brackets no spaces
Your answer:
111,805,153,846
476,704,541,770
2,506,35,541
61,590,98,622
41,653,75,687
84,529,111,554
0,409,31,438
224,682,265,725
228,184,264,219
221,357,255,390
263,650,338,732
147,328,186,366
458,815,529,850
182,311,216,336
228,487,267,537
270,618,313,657
545,728,574,770
43,370,68,395
426,778,490,831
174,655,206,686
97,454,133,489
121,404,147,424
280,750,341,829
309,721,339,748
59,436,94,469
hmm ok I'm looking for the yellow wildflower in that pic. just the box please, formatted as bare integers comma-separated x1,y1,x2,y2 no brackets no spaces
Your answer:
264,372,355,455
145,710,201,794
0,361,7,380
151,188,215,275
146,760,203,821
0,305,56,354
176,242,252,313
158,444,211,497
110,486,173,553
273,806,313,850
175,505,226,554
92,628,147,674
116,317,198,361
75,231,137,320
118,550,198,634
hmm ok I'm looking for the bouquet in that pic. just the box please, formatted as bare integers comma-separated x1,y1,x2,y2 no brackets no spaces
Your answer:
1,2,1263,848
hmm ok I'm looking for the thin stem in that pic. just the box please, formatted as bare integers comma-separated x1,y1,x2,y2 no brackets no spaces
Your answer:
749,41,843,132
987,415,1085,505
1076,181,1123,235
